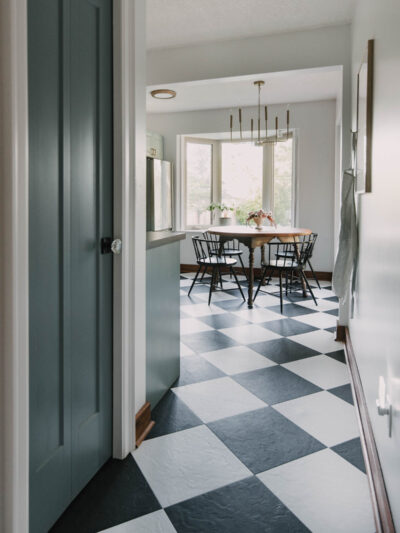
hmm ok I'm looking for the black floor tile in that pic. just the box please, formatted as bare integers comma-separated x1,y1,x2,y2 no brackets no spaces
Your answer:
181,330,239,353
325,308,339,317
328,384,354,405
331,438,366,473
233,365,321,405
249,338,319,364
208,407,325,474
261,318,318,337
325,326,337,333
324,295,338,302
147,390,202,439
166,477,310,533
326,349,346,364
174,355,225,386
50,455,161,533
198,312,251,329
269,304,318,317
213,298,252,311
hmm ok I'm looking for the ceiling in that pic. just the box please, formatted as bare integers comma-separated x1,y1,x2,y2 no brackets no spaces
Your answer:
146,0,356,50
146,67,342,113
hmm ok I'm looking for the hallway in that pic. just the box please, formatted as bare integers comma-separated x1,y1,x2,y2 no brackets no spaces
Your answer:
52,273,374,532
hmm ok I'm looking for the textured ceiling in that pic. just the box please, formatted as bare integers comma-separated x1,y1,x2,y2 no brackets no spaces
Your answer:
146,67,342,113
146,0,356,50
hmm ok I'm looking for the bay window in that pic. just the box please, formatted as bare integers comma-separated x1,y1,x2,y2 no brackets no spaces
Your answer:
183,135,295,230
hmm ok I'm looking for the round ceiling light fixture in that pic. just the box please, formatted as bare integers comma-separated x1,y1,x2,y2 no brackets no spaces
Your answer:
150,89,176,99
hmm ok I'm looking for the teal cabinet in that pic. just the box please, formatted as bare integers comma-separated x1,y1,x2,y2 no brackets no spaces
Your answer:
146,241,181,408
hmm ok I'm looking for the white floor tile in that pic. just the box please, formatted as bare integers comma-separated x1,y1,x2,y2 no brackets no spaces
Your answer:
179,278,194,287
273,391,359,446
252,294,282,308
180,342,195,357
181,303,225,317
316,280,333,287
294,298,338,311
180,318,213,334
180,289,187,296
293,312,338,329
311,288,336,299
173,376,266,423
195,290,238,302
100,510,177,533
133,425,251,507
282,355,350,389
231,307,284,324
220,324,281,344
289,329,342,354
258,449,374,533
201,346,276,375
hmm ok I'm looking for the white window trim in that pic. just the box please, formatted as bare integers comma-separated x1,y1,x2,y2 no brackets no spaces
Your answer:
180,133,297,230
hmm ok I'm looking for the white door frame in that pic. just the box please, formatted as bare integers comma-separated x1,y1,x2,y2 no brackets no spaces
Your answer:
0,1,146,531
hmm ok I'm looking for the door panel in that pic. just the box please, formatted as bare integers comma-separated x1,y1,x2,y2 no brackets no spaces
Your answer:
29,0,113,531
70,0,113,496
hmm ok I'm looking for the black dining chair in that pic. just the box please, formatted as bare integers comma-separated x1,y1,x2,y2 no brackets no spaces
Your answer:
273,233,321,289
189,236,245,305
202,231,248,281
254,235,318,313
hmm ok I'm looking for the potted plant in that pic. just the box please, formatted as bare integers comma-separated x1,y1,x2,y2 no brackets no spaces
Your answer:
208,203,235,226
246,209,276,230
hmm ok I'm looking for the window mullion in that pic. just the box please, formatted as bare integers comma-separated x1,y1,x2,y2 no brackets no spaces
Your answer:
263,143,274,212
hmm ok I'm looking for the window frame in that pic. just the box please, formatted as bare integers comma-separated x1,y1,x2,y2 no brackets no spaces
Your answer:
181,133,297,230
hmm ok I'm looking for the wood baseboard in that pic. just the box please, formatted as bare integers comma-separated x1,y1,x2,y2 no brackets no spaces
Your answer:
343,327,394,533
180,263,332,281
135,402,155,448
335,323,346,342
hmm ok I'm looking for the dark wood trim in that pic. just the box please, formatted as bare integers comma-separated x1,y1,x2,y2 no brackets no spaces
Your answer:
135,402,155,448
344,327,395,533
335,323,346,342
180,263,332,281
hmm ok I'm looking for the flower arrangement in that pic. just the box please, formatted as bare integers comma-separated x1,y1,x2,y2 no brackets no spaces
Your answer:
246,209,276,230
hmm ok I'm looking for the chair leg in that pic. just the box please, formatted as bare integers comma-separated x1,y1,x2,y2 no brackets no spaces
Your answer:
231,266,245,301
301,270,318,306
308,259,321,289
188,265,202,296
285,271,288,296
254,266,268,300
279,271,283,313
217,264,224,289
208,267,216,305
238,254,248,281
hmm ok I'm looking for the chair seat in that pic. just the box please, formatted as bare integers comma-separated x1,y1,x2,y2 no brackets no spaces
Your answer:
199,256,237,266
262,259,299,269
211,249,243,257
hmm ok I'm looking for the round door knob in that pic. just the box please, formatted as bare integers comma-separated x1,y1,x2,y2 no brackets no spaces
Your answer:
111,239,122,255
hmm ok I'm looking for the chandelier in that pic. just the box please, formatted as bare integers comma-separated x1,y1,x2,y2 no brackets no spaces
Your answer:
229,80,291,145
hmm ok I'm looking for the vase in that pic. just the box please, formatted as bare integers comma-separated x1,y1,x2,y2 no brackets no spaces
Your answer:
253,216,263,230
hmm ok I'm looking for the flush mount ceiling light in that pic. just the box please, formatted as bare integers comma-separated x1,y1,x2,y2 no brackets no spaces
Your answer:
150,89,176,99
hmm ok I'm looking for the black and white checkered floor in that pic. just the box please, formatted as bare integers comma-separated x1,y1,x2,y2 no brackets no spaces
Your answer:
52,273,375,533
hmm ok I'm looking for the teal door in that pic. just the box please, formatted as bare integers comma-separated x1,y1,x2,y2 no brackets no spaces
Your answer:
28,1,113,531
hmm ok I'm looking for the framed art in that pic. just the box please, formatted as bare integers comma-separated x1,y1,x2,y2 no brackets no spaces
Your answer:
356,39,374,193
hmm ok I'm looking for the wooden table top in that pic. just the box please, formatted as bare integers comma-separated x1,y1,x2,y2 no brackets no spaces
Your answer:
208,225,312,238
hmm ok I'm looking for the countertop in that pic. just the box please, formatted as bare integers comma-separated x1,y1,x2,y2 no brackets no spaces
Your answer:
146,230,186,250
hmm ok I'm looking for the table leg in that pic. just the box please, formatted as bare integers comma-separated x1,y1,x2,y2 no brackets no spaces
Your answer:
260,245,266,285
248,247,255,308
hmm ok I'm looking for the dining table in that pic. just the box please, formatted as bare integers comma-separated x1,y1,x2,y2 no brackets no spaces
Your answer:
208,225,312,308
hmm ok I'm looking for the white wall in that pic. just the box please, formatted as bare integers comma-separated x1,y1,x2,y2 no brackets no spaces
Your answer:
350,1,400,528
147,23,352,177
148,99,337,272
